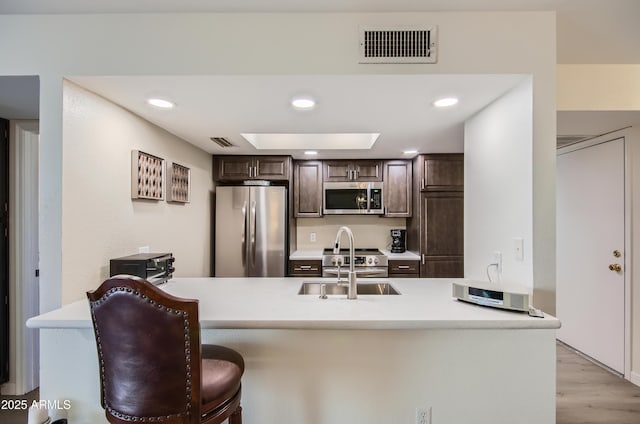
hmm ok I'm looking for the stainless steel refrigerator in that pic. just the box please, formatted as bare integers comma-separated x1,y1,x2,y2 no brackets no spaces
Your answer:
215,185,287,277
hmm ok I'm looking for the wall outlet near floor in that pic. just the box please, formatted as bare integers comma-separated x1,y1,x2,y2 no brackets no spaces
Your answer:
309,232,317,243
138,246,150,253
416,406,431,424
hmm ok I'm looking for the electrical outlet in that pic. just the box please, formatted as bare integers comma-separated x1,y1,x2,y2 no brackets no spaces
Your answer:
493,251,502,274
416,407,431,424
310,232,317,242
138,246,150,253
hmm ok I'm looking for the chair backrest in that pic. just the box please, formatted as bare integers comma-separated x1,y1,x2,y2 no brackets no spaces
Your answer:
87,276,201,424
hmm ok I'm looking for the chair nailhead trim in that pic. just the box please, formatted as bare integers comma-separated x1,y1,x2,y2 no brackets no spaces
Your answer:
90,286,194,422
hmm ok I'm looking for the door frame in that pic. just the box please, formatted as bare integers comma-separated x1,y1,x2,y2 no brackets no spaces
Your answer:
2,120,39,395
557,130,632,380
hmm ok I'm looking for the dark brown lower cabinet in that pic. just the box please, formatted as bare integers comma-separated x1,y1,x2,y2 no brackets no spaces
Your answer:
388,260,420,278
422,256,463,278
288,260,322,277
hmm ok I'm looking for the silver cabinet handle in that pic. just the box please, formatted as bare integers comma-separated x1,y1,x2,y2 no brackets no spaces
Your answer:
422,254,425,265
295,266,319,271
421,178,425,190
397,265,410,269
253,166,258,178
248,166,253,178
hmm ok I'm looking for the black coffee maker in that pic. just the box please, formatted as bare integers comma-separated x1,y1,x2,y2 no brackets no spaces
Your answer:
390,229,406,253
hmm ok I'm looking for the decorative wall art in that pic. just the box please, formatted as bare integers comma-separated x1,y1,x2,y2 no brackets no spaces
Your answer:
167,161,191,203
131,150,164,200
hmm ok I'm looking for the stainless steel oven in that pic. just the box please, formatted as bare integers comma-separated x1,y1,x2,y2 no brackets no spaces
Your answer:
321,248,388,278
323,181,384,215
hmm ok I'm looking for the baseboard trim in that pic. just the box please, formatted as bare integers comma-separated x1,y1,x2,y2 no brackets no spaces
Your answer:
1,382,17,395
630,371,640,388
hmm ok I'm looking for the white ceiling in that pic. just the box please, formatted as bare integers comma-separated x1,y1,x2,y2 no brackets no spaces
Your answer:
69,74,525,159
1,1,639,152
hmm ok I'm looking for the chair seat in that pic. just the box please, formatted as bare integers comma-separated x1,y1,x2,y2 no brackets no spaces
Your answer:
201,345,244,411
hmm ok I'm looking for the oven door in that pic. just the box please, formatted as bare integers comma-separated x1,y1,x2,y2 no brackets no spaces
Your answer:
322,267,389,278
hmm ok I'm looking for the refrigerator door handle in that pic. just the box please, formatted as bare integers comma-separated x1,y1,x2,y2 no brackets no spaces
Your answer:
241,201,247,268
250,200,257,266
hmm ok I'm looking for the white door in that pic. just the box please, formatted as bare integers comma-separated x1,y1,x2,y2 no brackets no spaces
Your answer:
557,137,625,373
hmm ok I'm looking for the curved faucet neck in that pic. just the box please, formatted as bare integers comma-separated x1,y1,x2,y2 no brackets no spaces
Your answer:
333,226,355,272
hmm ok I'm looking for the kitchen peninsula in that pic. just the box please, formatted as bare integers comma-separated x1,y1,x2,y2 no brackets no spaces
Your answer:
28,278,559,423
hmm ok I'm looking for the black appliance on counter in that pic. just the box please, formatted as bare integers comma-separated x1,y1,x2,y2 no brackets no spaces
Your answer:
110,253,175,285
390,229,406,253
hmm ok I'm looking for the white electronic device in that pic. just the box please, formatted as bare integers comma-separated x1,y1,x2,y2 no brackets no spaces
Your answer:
452,281,531,312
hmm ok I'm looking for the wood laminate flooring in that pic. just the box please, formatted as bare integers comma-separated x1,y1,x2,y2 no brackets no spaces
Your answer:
1,343,639,423
557,342,640,423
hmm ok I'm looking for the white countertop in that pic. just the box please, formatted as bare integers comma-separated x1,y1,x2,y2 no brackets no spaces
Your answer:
289,249,323,260
289,249,420,260
379,249,421,260
27,277,559,331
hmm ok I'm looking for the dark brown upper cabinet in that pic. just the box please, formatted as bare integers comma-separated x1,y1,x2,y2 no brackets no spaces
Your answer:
417,154,463,191
406,153,464,278
293,160,323,217
383,160,412,217
213,156,290,181
323,160,382,182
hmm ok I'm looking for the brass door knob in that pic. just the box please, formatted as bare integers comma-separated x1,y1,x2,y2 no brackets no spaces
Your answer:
609,264,622,272
613,250,621,258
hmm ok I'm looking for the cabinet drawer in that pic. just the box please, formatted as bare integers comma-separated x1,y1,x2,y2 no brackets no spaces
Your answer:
389,260,419,275
288,260,322,277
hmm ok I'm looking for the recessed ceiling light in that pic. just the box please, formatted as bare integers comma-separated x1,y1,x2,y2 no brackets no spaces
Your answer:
291,96,316,110
403,150,418,155
304,150,318,155
147,98,175,109
433,97,459,108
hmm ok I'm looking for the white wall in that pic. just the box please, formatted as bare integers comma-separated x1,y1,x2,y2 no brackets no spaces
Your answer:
464,79,534,288
61,81,214,303
0,11,556,311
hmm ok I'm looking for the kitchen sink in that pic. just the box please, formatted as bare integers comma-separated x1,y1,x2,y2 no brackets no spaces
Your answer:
298,281,400,295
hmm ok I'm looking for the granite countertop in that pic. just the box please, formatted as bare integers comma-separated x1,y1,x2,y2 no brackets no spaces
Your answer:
27,277,560,331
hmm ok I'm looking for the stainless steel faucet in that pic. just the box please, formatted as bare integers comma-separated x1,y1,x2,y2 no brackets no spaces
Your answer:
333,226,357,299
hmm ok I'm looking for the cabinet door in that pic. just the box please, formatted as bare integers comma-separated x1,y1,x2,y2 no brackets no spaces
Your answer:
323,160,352,182
421,154,463,191
212,156,253,181
353,160,383,181
323,160,383,182
255,156,290,180
383,160,412,217
420,191,464,277
294,161,323,217
423,257,463,278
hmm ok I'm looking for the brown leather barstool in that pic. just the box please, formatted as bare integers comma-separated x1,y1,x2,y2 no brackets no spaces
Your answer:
87,275,243,424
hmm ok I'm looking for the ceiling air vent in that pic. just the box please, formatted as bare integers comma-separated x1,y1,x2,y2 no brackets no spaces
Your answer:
359,26,437,64
210,137,234,148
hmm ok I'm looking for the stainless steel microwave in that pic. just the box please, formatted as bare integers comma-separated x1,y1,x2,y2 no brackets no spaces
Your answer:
323,181,384,215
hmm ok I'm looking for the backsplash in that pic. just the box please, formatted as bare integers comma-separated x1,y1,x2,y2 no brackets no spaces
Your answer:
296,216,406,251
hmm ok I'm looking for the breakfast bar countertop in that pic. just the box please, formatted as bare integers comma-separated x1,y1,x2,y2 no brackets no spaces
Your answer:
27,277,559,331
